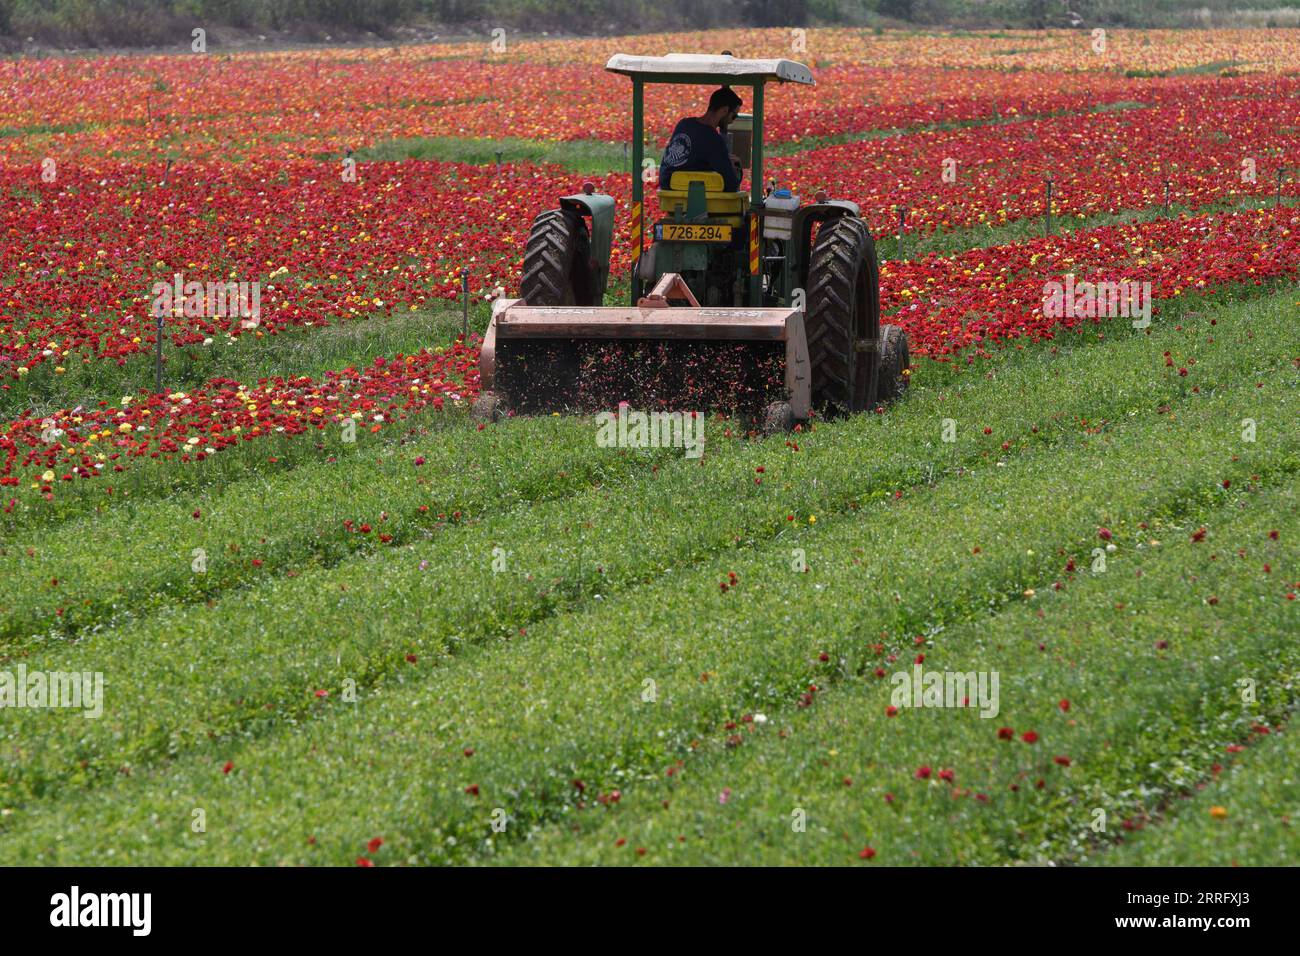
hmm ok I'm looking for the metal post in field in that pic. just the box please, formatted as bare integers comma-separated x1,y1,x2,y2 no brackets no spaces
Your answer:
1045,179,1053,235
1279,168,1286,207
155,311,164,394
897,206,906,260
1164,179,1171,216
460,268,470,341
495,151,502,175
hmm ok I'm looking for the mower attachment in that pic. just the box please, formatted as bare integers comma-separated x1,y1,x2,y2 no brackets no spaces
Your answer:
473,274,811,427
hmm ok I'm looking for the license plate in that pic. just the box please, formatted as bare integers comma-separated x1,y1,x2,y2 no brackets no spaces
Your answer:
656,223,733,242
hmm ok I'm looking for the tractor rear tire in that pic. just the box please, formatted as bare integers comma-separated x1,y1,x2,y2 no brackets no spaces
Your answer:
805,216,880,417
876,324,911,404
520,208,594,306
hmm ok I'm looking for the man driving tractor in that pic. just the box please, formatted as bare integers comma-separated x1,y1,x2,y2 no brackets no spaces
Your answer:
658,86,744,192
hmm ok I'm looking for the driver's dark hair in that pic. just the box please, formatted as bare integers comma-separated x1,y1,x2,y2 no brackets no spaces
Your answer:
708,87,743,113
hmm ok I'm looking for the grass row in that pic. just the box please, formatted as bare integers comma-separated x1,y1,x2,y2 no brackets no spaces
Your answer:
0,289,1293,861
487,480,1297,865
0,288,1290,808
0,409,689,645
1098,706,1300,866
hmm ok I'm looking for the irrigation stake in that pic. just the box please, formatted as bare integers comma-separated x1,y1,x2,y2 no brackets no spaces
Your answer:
495,150,503,175
460,268,470,340
154,311,164,394
1164,179,1171,216
897,206,906,260
1044,178,1053,235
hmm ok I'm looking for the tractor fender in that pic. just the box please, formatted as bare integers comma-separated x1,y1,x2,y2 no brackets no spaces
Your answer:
788,201,869,305
560,191,615,303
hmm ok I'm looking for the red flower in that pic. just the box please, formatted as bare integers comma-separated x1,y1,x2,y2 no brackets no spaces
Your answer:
938,768,955,783
1053,756,1072,767
465,784,480,796
1058,699,1070,712
1097,527,1112,541
222,761,234,774
356,857,373,867
885,705,899,717
915,766,932,780
1191,527,1207,542
997,726,1015,740
1021,731,1039,744
859,846,877,860
367,837,383,853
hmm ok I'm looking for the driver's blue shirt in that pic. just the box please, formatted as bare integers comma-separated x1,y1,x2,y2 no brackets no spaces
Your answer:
659,117,740,192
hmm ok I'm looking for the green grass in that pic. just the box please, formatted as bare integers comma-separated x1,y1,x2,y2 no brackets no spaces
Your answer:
351,136,628,174
346,102,1155,176
0,284,1294,864
490,481,1297,865
0,305,488,423
1097,714,1300,866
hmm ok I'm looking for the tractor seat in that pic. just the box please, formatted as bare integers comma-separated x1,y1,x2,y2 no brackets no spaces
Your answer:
660,171,748,225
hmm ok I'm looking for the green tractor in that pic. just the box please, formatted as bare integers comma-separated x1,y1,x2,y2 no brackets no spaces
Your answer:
474,52,910,431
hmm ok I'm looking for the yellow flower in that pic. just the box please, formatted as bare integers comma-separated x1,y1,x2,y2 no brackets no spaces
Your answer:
41,470,54,482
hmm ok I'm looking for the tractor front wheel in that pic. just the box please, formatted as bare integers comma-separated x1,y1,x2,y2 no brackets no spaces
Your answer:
804,216,880,416
520,208,594,306
876,324,911,404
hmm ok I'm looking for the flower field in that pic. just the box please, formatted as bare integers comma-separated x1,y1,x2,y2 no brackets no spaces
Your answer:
0,27,1296,868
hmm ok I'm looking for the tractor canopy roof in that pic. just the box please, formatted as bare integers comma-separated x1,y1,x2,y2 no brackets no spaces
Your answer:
605,53,814,86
